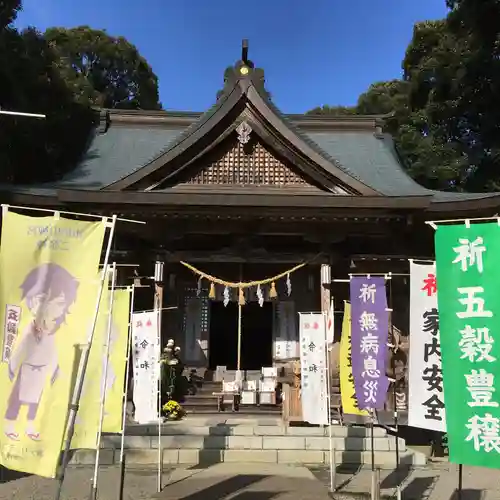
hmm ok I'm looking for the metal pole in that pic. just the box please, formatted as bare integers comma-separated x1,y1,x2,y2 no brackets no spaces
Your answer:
0,109,46,118
1,203,144,225
89,263,117,500
457,464,463,500
118,285,135,500
370,410,379,500
325,312,336,493
154,261,164,494
237,303,242,371
55,215,117,500
388,276,400,499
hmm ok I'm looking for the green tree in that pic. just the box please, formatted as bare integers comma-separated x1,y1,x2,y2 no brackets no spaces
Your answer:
443,0,500,190
45,26,161,110
0,0,21,28
305,105,357,116
393,20,469,190
0,26,95,183
305,15,493,191
356,80,409,115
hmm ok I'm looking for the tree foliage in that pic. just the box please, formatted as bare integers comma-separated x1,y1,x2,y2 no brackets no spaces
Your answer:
45,26,161,110
306,105,357,116
307,1,500,192
0,9,161,184
0,0,21,28
0,26,95,183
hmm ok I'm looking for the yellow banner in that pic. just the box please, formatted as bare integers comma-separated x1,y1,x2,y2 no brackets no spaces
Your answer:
0,211,106,477
69,284,110,450
103,289,131,433
339,302,369,416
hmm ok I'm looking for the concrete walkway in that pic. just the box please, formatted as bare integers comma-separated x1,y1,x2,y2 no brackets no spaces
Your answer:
312,462,498,499
0,462,498,499
156,463,332,500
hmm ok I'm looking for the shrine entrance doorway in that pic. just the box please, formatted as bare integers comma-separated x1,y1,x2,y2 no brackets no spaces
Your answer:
208,301,274,370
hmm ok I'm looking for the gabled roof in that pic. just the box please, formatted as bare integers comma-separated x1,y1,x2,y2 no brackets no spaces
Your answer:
3,54,500,214
95,62,379,195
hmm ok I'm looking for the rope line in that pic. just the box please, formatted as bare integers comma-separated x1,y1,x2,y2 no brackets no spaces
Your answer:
179,260,307,289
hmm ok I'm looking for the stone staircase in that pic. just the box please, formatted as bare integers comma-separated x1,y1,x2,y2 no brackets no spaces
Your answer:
71,417,427,468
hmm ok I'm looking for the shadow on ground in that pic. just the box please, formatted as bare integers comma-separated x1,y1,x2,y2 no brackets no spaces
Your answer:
448,490,482,500
159,474,268,500
0,466,31,484
380,465,412,490
400,476,435,499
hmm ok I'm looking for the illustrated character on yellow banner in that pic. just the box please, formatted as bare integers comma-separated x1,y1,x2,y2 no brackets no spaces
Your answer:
4,263,79,441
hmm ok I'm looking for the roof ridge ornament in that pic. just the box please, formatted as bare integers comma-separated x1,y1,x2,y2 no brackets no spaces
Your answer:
242,39,249,65
238,39,254,76
236,121,252,145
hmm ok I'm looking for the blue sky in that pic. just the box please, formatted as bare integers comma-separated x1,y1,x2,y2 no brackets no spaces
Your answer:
15,0,448,113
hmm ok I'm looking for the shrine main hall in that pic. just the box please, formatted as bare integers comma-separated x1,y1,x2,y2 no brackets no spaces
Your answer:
3,45,500,380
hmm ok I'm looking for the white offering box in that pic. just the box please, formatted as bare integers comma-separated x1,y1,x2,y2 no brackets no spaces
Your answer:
262,367,277,378
243,380,258,391
241,391,257,404
215,365,227,382
260,380,276,392
259,392,275,404
241,380,258,405
223,381,239,393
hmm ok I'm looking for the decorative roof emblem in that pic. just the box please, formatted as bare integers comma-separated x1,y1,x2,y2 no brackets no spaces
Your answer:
236,121,252,145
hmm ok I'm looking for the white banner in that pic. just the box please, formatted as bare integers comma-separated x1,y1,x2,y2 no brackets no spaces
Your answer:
298,313,329,425
408,262,446,432
132,311,160,424
275,301,298,360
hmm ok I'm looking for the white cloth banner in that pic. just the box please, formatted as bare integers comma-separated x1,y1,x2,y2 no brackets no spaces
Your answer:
132,311,160,424
275,301,298,360
408,262,446,432
298,313,329,425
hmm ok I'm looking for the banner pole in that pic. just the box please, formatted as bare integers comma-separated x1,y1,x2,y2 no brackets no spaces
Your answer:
154,262,164,494
457,464,463,500
324,312,336,493
55,215,117,500
370,410,378,500
89,262,117,500
388,275,401,499
118,285,135,500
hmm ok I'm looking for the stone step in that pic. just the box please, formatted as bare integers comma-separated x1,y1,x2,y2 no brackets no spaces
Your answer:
70,448,425,467
183,398,218,406
124,423,391,438
185,408,281,416
100,433,406,453
71,420,427,467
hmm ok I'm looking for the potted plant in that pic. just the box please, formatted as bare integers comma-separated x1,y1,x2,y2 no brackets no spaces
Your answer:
162,400,185,421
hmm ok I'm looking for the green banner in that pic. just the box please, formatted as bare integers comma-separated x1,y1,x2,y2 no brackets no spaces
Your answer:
436,222,500,468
